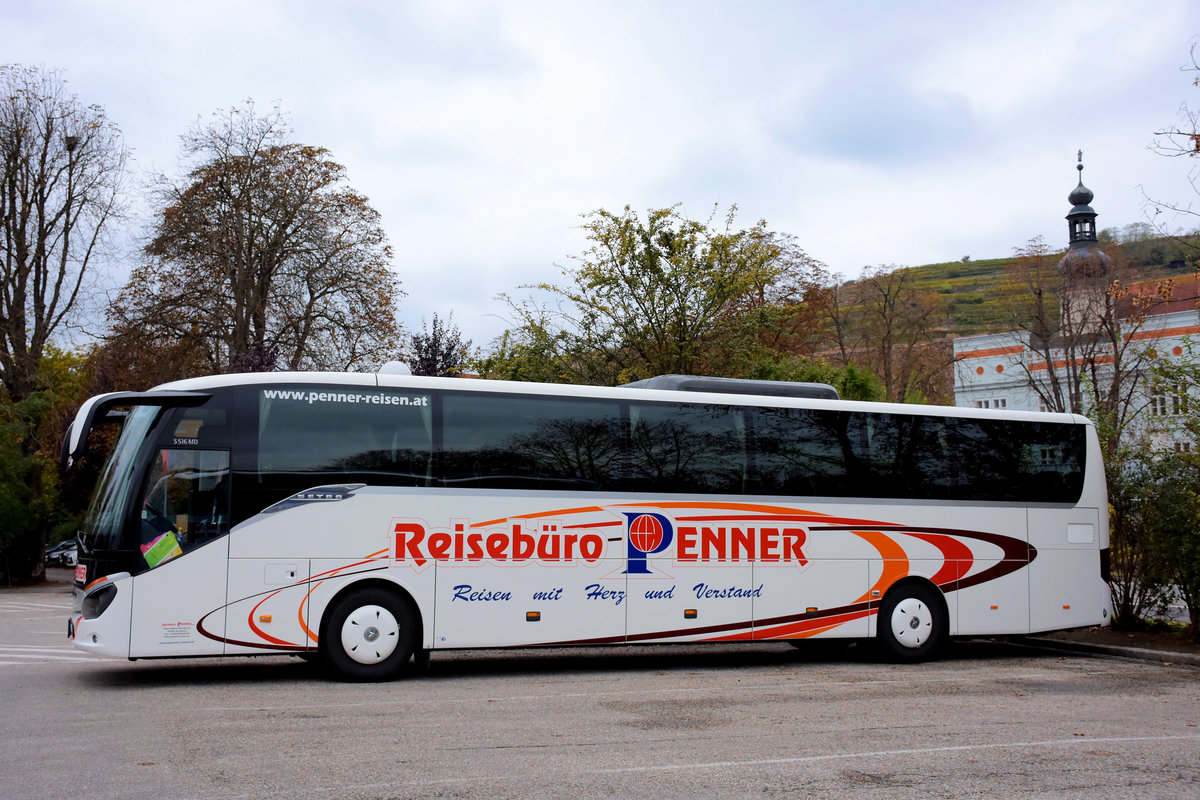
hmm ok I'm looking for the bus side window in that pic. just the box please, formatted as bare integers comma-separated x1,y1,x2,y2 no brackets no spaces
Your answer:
628,402,748,494
753,407,852,496
139,449,231,564
256,389,433,486
441,393,624,490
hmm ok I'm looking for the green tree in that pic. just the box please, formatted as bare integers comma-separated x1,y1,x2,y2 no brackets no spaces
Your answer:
1147,452,1200,641
111,102,403,374
495,204,827,385
1104,446,1172,630
0,347,90,583
0,396,50,583
1147,341,1200,638
474,319,573,384
740,353,885,401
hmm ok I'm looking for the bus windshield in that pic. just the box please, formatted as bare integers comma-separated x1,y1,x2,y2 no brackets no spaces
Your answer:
81,406,161,552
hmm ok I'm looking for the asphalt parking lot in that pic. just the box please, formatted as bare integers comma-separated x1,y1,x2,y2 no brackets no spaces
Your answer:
2,580,1198,800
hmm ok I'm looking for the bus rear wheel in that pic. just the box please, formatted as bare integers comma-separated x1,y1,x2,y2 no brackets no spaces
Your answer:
877,583,945,662
320,587,417,681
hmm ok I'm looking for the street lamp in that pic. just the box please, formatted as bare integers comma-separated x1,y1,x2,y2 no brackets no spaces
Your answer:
63,133,79,255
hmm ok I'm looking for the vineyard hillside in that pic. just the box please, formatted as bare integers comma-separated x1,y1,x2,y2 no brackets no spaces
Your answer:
859,239,1197,338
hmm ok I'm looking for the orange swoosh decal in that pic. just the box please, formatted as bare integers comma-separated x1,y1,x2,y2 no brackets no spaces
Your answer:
853,530,909,603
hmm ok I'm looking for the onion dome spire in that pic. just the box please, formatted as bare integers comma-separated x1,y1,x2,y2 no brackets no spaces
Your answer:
1066,150,1098,243
1058,151,1111,335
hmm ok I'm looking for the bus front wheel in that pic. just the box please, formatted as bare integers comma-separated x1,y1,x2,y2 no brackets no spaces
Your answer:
877,583,945,662
320,586,417,681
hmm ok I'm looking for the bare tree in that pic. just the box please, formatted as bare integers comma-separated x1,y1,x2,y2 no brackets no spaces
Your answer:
809,271,857,366
0,65,126,401
998,237,1170,453
1144,43,1200,262
824,265,951,403
111,102,403,374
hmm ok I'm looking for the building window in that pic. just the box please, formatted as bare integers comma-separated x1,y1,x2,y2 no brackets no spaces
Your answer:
1175,442,1192,454
1149,389,1167,416
1150,385,1187,417
974,398,1007,410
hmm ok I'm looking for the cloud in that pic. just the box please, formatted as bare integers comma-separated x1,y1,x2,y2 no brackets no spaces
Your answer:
773,67,986,167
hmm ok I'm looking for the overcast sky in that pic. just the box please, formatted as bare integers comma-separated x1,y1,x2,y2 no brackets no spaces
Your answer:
5,0,1199,349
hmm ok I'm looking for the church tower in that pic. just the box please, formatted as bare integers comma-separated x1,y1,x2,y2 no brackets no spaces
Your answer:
1057,153,1112,335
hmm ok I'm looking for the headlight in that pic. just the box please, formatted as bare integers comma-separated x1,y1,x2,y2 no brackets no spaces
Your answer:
82,584,118,619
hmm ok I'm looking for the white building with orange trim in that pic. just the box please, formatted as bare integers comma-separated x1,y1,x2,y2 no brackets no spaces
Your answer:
952,159,1198,451
953,334,1037,412
954,306,1198,449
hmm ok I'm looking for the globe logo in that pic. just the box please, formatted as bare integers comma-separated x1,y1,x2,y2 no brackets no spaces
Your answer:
629,514,665,554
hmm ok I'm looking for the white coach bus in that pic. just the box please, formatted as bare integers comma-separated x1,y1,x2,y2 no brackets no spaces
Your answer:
64,371,1111,680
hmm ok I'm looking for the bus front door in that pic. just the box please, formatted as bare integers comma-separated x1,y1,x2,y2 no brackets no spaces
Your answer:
127,448,232,658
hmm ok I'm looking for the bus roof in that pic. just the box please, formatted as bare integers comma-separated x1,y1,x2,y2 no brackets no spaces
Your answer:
619,374,839,400
147,370,1094,428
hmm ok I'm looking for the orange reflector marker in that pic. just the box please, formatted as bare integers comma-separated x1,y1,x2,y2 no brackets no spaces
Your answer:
259,614,272,623
1062,605,1071,610
526,612,541,622
990,605,999,610
806,607,818,614
684,609,697,619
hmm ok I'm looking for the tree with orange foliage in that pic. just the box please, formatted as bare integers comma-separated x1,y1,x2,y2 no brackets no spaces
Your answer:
109,102,403,377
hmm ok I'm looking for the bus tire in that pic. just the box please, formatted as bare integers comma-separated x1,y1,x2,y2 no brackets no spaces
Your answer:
877,583,945,662
320,586,417,682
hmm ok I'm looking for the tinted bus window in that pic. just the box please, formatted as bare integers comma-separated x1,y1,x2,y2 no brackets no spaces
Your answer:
441,393,625,490
754,407,855,497
238,384,1084,505
753,408,1085,503
256,387,434,485
628,402,749,494
956,417,1085,502
159,404,232,450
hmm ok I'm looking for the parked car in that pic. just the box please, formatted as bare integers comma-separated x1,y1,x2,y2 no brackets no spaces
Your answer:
45,541,77,567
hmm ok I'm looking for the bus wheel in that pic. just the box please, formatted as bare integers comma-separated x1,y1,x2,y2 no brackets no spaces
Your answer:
877,584,944,662
321,587,416,681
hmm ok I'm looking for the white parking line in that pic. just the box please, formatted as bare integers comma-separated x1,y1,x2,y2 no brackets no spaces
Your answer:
294,734,1200,794
1,644,82,652
0,644,95,663
591,735,1200,776
0,601,72,613
0,606,71,614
